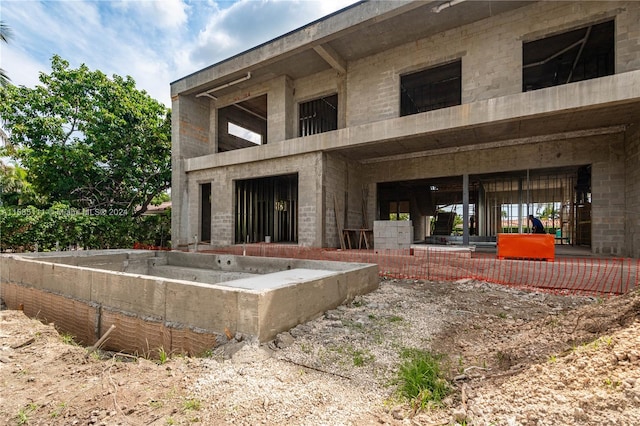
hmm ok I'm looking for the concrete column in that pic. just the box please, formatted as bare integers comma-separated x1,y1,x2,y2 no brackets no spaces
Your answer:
462,174,469,245
171,95,213,248
267,76,294,143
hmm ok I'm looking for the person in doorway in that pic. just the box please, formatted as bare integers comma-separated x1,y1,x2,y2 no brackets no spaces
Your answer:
528,214,545,234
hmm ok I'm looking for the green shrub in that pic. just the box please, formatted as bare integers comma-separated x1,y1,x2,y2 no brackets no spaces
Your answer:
0,204,170,251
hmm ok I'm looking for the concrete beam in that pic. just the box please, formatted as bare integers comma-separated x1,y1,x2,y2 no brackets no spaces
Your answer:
313,44,346,75
171,1,426,95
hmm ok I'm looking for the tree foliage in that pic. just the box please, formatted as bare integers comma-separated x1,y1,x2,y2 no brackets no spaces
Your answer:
0,55,170,216
0,161,42,206
0,21,11,87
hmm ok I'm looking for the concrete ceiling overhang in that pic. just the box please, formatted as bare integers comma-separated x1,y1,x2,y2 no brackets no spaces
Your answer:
334,98,640,163
184,71,640,174
172,0,534,98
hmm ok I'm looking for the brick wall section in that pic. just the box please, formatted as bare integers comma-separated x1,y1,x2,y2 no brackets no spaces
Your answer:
346,1,635,127
625,125,640,258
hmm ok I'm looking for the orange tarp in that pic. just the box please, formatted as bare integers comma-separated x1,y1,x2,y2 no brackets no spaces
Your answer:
497,233,555,261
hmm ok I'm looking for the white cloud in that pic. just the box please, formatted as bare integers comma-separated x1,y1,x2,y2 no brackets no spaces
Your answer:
112,0,189,30
2,46,45,89
183,0,359,73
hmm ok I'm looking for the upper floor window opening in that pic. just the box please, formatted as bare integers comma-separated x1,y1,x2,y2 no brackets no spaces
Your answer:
217,94,267,152
298,94,338,137
400,60,462,117
523,20,614,92
228,122,262,145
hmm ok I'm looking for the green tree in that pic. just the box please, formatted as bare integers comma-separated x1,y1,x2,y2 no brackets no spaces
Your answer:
0,21,11,86
539,203,559,220
0,55,170,216
0,161,42,206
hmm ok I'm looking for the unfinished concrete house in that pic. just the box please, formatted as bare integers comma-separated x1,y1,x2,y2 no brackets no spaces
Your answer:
171,0,640,258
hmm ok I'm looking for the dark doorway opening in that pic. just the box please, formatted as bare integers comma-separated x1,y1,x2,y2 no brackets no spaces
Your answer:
200,182,212,242
235,174,298,244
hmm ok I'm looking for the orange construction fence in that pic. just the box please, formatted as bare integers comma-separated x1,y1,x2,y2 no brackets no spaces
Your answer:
196,244,638,297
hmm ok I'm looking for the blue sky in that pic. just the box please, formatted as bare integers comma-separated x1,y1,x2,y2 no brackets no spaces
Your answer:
1,0,359,107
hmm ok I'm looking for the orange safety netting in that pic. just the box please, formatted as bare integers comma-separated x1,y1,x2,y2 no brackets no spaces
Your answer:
200,244,638,296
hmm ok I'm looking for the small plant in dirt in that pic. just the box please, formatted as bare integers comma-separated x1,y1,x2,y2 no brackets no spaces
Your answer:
603,377,622,389
395,348,451,410
352,349,375,367
351,298,364,307
148,399,163,409
183,398,202,411
16,403,38,425
157,347,169,364
199,348,214,358
50,402,67,418
60,332,78,346
387,315,403,323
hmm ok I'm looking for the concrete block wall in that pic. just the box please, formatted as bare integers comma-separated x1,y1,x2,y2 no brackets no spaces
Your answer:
172,95,213,247
187,152,323,247
267,75,294,143
616,2,640,73
323,153,365,248
323,152,347,248
173,95,212,159
625,124,640,258
346,1,636,128
293,69,347,132
592,134,626,256
374,220,413,250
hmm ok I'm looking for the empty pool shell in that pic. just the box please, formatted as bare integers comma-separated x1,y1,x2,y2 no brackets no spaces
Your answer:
0,250,378,356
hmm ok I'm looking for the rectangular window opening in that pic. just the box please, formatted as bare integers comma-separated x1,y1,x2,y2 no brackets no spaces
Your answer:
523,20,614,92
228,122,262,145
217,94,267,152
400,60,461,116
299,94,338,137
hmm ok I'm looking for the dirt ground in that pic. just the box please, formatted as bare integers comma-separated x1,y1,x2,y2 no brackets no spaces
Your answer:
1,278,640,426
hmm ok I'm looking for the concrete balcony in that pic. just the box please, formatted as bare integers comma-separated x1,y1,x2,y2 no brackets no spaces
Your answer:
185,70,640,172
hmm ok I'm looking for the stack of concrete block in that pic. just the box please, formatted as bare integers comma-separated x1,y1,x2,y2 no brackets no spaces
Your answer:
373,220,413,250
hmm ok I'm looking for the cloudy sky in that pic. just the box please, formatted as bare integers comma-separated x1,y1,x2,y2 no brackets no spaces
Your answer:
1,0,359,107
